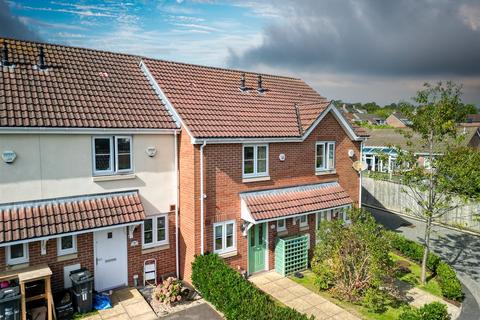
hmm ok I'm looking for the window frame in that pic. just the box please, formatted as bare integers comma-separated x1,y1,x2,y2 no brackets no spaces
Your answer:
57,235,77,256
277,219,287,232
315,141,335,172
142,214,169,249
242,144,269,178
299,215,309,228
92,135,133,176
6,243,29,265
213,220,236,254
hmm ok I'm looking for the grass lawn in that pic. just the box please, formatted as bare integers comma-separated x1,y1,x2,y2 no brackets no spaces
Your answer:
290,271,407,320
72,310,99,319
390,252,442,298
290,253,443,320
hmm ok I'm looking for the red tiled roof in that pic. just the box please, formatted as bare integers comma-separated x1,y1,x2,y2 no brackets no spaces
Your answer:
241,182,353,221
0,191,145,244
144,59,364,139
0,38,177,129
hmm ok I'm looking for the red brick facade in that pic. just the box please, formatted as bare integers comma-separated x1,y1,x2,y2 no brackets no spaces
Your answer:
178,111,361,281
0,217,177,293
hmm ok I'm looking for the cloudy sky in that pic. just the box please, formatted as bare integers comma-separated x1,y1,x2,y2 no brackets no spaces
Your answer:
1,0,479,106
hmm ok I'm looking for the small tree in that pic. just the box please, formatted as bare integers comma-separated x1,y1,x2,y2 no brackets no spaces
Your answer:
381,82,480,284
311,208,393,302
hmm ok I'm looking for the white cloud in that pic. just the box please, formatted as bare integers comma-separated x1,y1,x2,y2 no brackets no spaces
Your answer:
459,4,480,31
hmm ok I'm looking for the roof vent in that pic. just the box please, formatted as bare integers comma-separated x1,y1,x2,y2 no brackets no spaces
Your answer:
36,46,47,70
240,73,247,91
257,75,264,93
1,41,12,67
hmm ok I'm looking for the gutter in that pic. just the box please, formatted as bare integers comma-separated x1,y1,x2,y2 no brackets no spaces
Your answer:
200,141,207,254
0,127,178,135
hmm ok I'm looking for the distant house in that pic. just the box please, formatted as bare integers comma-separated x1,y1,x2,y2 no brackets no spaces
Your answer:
351,113,386,126
385,112,412,128
465,114,480,124
362,127,480,172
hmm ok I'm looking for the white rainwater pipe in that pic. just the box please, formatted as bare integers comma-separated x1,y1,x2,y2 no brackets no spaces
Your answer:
200,141,207,254
174,130,179,278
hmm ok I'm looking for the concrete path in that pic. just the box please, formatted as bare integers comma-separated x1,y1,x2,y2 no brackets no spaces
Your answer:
406,286,460,319
83,287,157,320
250,271,360,320
368,206,480,320
161,303,223,319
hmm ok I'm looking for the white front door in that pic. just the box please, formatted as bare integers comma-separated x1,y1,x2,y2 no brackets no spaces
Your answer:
94,227,128,292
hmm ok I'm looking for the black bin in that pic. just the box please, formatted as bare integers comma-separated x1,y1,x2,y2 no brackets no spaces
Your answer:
69,269,94,313
0,285,21,320
55,291,74,320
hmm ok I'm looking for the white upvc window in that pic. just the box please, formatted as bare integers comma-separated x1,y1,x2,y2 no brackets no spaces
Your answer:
93,136,132,175
277,219,286,232
142,214,168,248
315,141,335,172
6,243,29,265
243,144,268,178
57,235,77,256
213,220,236,254
315,205,352,230
299,215,308,228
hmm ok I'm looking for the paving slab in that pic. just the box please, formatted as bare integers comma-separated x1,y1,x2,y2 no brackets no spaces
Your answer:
250,271,360,320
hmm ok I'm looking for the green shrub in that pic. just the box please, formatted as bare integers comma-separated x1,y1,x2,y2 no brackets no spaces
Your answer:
399,302,450,320
390,232,440,271
312,263,334,290
191,253,313,320
436,262,463,301
362,288,389,313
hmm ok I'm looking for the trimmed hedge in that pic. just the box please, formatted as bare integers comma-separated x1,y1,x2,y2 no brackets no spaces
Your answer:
191,253,313,320
389,232,463,301
436,262,463,301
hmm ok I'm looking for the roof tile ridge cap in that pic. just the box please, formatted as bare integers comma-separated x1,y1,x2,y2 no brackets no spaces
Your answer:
1,36,142,60
294,103,304,135
142,57,302,80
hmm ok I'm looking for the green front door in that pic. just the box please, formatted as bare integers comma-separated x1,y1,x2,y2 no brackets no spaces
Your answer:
249,223,267,274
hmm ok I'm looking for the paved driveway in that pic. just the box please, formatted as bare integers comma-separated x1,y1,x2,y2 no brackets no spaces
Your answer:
367,206,480,320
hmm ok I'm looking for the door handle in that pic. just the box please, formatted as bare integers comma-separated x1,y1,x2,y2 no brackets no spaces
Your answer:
96,257,102,265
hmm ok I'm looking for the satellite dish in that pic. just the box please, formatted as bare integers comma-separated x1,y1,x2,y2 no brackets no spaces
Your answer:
352,161,367,172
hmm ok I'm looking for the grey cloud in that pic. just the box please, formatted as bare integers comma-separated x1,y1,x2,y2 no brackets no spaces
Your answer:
228,0,480,76
0,0,42,41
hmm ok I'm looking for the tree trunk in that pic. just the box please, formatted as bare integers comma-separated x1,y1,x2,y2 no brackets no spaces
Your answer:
421,216,432,284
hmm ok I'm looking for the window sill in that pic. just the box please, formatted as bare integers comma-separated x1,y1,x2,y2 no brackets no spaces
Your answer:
217,250,238,259
315,170,336,176
57,253,78,262
277,230,288,237
142,244,169,254
6,262,29,270
93,173,136,182
242,176,270,183
299,225,309,231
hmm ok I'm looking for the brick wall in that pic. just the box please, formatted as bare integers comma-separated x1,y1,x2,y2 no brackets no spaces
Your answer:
179,111,361,277
127,212,177,286
0,233,94,292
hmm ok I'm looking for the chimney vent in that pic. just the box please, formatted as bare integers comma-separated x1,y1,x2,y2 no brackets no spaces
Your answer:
1,41,11,67
257,75,264,93
240,73,246,91
37,46,47,70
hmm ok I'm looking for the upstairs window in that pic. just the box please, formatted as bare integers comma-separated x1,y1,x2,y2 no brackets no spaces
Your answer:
316,142,335,172
93,136,132,175
243,144,268,178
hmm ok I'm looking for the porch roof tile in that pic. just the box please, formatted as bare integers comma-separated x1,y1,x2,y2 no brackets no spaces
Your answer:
0,191,145,244
241,182,352,221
